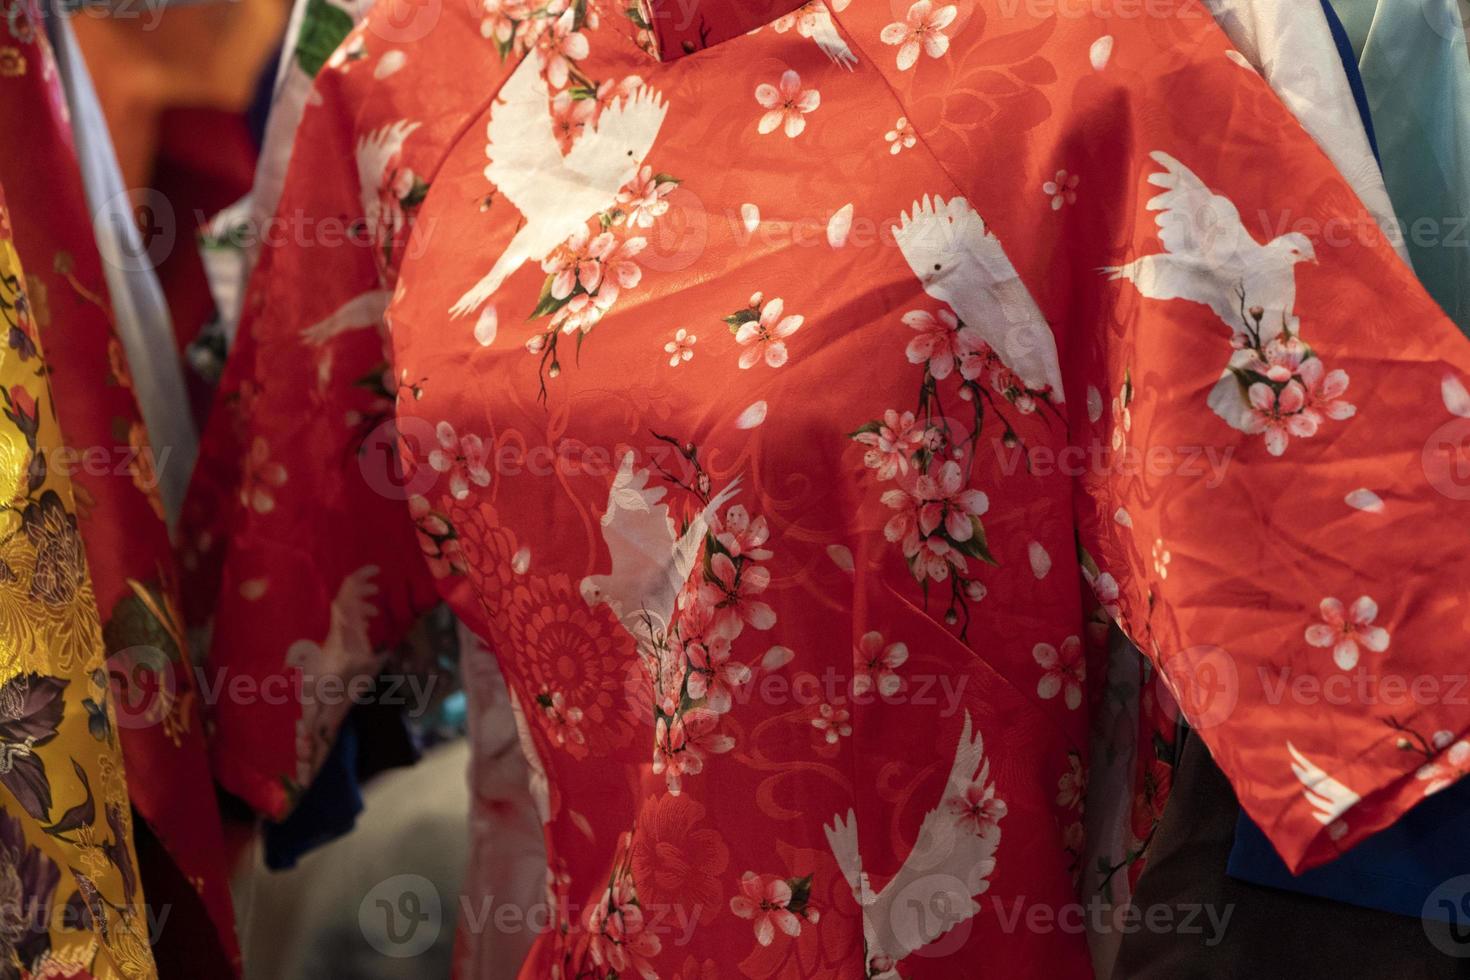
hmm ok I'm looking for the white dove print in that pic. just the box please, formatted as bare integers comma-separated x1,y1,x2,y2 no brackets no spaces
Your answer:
580,451,741,647
894,195,1066,402
1101,150,1359,451
776,0,858,69
356,119,420,246
1104,150,1316,342
300,289,392,347
1287,740,1358,840
296,289,393,391
285,565,384,785
824,711,1004,976
450,55,669,317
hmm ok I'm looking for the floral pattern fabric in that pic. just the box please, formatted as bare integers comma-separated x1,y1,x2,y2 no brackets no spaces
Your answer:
0,184,156,979
0,11,236,973
186,0,1470,977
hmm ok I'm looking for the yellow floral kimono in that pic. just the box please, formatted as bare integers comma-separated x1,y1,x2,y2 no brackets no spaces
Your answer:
0,197,156,980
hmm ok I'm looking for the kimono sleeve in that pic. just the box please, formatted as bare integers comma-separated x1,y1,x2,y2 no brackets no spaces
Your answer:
181,43,445,821
835,2,1470,872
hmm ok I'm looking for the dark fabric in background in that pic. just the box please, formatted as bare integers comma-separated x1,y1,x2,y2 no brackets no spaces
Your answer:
1117,728,1470,979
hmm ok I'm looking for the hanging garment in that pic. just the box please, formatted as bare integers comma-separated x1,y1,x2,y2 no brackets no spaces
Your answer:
203,0,546,884
1329,0,1470,333
43,13,196,525
0,182,157,978
1081,2,1407,948
191,0,448,871
1225,0,1470,924
0,12,239,976
184,1,1470,976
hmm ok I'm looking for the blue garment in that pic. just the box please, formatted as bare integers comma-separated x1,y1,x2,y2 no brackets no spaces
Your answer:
264,718,364,870
263,700,425,869
1319,0,1379,160
1230,774,1470,922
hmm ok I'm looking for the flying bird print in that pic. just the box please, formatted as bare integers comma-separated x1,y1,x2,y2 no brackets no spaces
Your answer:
894,195,1066,402
1287,740,1358,840
580,451,741,648
824,711,1004,976
1104,150,1316,341
450,54,669,317
300,289,392,347
779,0,858,68
356,119,420,245
285,566,384,785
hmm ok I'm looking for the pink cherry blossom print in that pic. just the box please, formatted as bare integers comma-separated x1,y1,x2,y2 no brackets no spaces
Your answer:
428,421,491,499
755,70,821,138
1043,169,1079,209
880,0,958,71
1305,596,1389,670
1034,636,1085,710
734,296,803,368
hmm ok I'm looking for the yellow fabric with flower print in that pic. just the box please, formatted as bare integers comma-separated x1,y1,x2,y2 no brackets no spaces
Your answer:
0,224,157,980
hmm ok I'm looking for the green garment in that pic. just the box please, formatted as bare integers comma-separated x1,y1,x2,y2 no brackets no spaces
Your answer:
1332,0,1470,333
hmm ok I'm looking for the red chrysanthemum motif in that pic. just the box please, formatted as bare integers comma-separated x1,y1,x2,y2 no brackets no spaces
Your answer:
447,500,522,616
499,572,638,755
629,793,730,926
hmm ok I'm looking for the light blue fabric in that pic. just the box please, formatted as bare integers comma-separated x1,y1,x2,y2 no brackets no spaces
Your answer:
1331,0,1470,334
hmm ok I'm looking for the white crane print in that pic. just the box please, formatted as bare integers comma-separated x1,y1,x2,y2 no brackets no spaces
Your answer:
894,195,1066,403
580,451,741,649
824,711,1005,977
285,565,384,785
1287,740,1358,840
356,119,420,248
450,55,669,317
776,0,858,69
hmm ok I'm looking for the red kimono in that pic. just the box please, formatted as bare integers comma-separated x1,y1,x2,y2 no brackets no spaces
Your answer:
185,0,1470,975
0,12,236,976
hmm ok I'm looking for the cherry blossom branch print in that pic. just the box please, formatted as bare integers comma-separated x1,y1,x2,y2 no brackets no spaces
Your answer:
581,436,775,797
848,301,1057,638
1104,152,1355,456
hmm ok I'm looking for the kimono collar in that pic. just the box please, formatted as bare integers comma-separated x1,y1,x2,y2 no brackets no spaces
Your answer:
636,0,808,61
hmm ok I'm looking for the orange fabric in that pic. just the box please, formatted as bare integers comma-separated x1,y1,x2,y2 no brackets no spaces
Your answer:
69,0,286,190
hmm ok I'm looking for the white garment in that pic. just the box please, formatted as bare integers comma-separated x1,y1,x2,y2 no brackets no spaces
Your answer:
202,0,376,345
455,623,549,980
1206,0,1411,265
